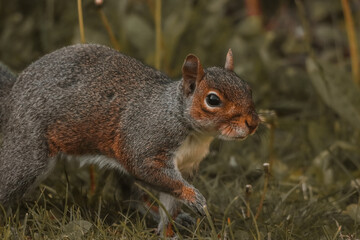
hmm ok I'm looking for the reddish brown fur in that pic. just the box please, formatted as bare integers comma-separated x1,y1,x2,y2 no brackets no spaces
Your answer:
166,223,174,237
142,195,160,213
165,208,180,237
180,186,196,202
144,153,167,169
46,104,132,171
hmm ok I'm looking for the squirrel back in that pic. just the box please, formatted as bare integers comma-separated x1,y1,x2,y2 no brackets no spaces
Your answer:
5,44,187,163
0,62,16,129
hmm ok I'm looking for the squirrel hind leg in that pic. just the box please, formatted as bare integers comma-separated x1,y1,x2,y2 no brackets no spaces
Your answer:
129,185,195,237
0,131,53,206
129,183,161,222
157,193,196,237
157,192,181,236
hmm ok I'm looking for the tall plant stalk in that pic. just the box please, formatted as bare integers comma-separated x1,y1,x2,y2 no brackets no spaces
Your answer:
77,0,85,43
154,0,162,70
341,0,360,86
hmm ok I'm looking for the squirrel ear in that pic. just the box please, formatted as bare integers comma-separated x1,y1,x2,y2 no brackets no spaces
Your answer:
225,48,234,71
182,54,204,96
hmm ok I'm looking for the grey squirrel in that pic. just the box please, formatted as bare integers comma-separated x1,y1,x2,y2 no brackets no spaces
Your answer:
0,44,259,235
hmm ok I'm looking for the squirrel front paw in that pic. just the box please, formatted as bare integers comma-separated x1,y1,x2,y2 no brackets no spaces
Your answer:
180,186,206,216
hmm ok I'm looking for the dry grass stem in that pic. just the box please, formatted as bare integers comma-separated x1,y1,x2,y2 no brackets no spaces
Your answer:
341,0,360,85
154,0,162,70
97,8,121,51
255,163,270,220
77,0,86,43
245,184,252,218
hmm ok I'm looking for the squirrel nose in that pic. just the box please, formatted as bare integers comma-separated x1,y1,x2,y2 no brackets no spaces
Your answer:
245,113,259,134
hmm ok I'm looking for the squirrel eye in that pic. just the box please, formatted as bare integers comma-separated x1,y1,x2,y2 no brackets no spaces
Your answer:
206,93,221,107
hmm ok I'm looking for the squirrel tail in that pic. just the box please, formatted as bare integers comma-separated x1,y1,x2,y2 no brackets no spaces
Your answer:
0,62,16,128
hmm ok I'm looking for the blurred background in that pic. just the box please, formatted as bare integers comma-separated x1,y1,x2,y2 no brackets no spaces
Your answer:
1,0,360,239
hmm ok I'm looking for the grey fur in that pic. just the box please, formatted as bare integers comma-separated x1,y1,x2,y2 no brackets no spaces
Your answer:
0,63,16,128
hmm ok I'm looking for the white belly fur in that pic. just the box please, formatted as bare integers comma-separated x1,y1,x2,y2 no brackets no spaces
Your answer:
174,132,214,176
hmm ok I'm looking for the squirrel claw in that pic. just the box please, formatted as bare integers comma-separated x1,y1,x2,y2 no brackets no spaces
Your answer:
184,188,206,216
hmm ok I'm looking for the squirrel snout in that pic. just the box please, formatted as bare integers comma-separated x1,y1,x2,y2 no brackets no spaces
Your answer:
245,113,260,135
218,112,259,140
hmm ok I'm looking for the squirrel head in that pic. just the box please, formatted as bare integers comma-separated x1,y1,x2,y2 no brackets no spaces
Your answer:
181,49,260,140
